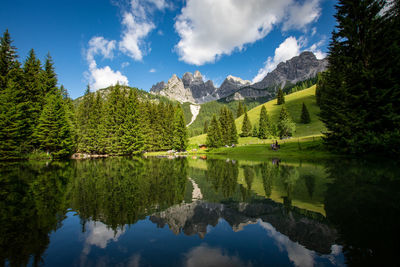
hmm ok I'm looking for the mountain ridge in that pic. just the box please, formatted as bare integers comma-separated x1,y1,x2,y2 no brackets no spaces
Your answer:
150,51,327,104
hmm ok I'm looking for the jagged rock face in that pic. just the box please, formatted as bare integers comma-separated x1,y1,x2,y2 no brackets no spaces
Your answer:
150,200,338,254
149,52,327,103
217,75,251,99
150,71,217,104
156,74,195,103
252,51,328,89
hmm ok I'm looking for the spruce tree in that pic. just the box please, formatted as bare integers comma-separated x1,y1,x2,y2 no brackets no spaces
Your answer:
42,53,58,96
172,104,188,151
219,107,231,145
319,0,400,155
258,105,272,139
300,102,311,124
120,89,144,154
227,108,238,144
277,106,296,138
277,88,285,105
0,29,18,91
237,101,244,118
206,114,222,148
241,111,252,137
35,92,74,158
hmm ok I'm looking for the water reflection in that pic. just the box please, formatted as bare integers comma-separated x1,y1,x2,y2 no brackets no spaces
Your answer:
0,157,399,266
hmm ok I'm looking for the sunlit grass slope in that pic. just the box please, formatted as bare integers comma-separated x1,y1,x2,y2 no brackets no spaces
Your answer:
189,85,324,146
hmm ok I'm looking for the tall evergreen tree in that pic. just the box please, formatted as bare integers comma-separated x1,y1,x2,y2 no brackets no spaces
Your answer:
42,53,57,96
319,0,400,155
219,107,231,145
0,29,18,91
206,114,222,148
227,108,238,144
237,101,244,118
241,111,252,137
252,125,258,137
278,106,296,138
277,88,285,105
258,105,272,139
34,92,74,158
172,104,188,151
120,89,144,154
300,102,311,124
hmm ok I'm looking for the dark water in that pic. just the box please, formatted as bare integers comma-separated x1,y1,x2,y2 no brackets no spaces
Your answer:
0,157,399,267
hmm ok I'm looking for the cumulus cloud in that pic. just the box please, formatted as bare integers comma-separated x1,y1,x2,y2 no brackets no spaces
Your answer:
253,36,301,83
283,0,321,31
86,36,129,91
119,0,168,61
174,0,321,65
308,39,326,59
149,68,156,73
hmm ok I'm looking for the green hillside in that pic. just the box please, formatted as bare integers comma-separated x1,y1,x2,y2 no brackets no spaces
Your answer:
187,97,270,137
190,85,324,146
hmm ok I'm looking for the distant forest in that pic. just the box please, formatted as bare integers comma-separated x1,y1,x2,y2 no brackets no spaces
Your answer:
0,30,187,159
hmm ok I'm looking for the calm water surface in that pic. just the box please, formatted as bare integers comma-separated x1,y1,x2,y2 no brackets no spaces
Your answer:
1,157,399,266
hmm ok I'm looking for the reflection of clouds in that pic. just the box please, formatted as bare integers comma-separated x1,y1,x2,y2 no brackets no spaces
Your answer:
127,253,141,267
259,220,345,267
259,220,315,267
85,221,124,249
184,244,251,267
80,221,125,266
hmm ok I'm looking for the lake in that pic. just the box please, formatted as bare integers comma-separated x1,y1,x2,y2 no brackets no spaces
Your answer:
1,156,399,266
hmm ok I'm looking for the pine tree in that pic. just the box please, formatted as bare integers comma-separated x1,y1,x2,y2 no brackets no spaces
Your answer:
206,114,222,148
277,88,285,105
241,111,252,137
203,120,209,134
228,109,238,144
42,53,57,96
237,101,244,118
219,107,231,145
120,89,144,154
258,105,272,139
300,102,311,124
35,92,74,158
172,104,188,151
319,0,400,155
0,29,18,92
278,106,296,138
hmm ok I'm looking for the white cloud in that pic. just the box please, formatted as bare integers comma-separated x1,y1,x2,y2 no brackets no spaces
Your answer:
119,0,168,61
308,39,326,59
253,36,301,83
283,0,321,31
174,0,321,66
86,36,129,90
86,36,116,63
311,27,317,37
149,68,156,73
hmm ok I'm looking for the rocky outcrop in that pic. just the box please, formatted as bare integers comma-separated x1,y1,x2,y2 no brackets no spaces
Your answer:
150,52,327,103
150,200,337,254
150,71,217,104
252,51,328,90
216,75,251,99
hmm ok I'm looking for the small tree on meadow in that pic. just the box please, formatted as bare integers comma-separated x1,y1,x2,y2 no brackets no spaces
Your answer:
300,102,311,124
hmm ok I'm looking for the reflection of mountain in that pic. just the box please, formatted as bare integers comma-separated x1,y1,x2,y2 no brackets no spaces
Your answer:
150,200,337,254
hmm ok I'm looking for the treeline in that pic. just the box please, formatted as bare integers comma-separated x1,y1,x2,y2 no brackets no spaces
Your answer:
283,76,318,95
0,30,188,160
76,84,188,155
317,0,400,156
206,107,238,147
0,30,74,159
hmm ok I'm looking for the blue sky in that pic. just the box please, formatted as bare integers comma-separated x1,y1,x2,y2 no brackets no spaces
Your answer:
0,0,336,99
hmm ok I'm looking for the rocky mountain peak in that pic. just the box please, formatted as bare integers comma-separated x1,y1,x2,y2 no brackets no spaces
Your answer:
194,70,202,79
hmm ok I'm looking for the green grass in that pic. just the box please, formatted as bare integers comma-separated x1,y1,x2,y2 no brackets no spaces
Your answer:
187,97,270,137
235,85,324,137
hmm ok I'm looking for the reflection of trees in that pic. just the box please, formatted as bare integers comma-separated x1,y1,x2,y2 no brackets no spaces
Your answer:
205,159,238,198
303,174,316,199
260,162,277,198
279,165,299,208
0,161,70,267
68,157,188,231
324,160,400,266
